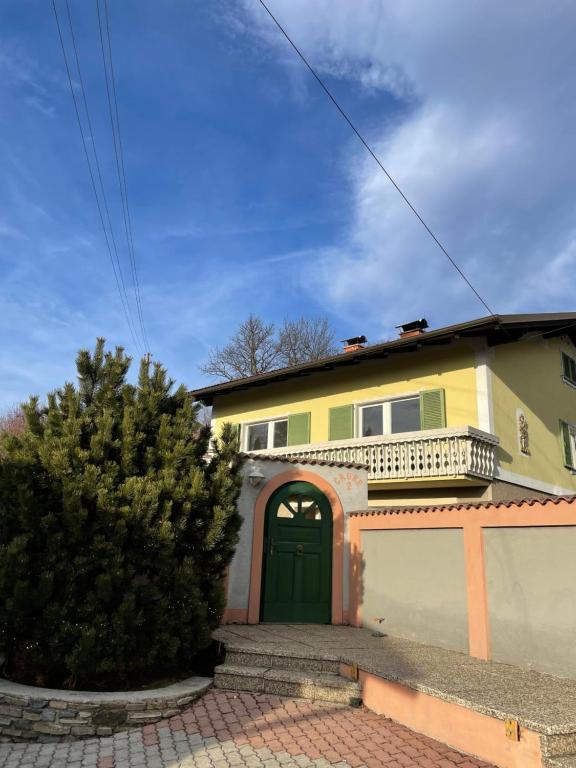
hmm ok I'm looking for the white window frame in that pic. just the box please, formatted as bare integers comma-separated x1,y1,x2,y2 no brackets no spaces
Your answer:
355,393,421,438
242,416,289,452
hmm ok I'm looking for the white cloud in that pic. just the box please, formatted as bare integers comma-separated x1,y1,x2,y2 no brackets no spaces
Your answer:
238,0,576,336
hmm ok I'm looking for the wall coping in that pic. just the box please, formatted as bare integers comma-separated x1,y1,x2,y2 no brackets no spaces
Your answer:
0,676,210,704
349,494,576,517
0,676,211,742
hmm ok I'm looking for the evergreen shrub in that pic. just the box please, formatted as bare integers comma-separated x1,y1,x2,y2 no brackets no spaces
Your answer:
0,340,242,689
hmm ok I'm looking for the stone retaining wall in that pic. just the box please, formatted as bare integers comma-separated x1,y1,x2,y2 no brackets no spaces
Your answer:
0,676,211,743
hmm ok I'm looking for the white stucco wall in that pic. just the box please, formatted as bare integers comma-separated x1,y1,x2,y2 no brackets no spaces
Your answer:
227,457,368,620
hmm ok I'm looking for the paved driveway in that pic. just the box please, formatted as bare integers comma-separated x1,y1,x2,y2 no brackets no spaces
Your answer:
0,690,495,768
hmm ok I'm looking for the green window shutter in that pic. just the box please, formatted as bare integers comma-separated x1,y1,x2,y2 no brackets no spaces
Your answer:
287,412,311,446
560,420,573,468
329,405,354,441
419,389,446,430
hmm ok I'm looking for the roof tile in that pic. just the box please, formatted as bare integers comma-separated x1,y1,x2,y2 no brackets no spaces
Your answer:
350,495,576,516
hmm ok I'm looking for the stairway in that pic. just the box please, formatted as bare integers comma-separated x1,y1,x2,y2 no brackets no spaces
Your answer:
545,755,576,767
214,645,362,706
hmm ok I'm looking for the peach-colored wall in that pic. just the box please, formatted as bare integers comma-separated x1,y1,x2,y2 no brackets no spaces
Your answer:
349,498,576,660
361,671,543,768
222,608,248,623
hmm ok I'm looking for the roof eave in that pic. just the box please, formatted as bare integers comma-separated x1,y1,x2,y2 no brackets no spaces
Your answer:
191,312,576,405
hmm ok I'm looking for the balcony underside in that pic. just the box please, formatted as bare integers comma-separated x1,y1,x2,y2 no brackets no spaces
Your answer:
367,475,491,490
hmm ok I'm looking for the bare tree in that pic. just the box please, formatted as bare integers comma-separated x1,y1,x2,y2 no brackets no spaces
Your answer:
0,405,25,436
200,314,280,380
200,314,339,382
278,316,339,367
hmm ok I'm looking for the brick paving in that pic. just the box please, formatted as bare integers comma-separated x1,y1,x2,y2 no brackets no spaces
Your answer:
0,689,495,768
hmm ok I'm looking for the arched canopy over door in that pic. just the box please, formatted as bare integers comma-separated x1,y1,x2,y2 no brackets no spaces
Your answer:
261,481,332,623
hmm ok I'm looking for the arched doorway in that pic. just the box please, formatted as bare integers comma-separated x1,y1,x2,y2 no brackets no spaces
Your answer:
261,481,332,623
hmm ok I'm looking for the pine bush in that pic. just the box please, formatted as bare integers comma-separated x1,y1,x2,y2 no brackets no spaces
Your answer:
0,340,242,689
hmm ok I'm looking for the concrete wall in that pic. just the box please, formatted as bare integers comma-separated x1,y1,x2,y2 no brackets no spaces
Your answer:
359,528,469,652
485,526,576,679
227,458,368,619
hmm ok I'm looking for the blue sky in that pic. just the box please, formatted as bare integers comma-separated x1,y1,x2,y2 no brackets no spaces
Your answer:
1,0,576,409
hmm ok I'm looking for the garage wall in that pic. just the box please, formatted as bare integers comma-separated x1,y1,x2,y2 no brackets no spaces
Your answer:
485,526,576,679
360,528,469,652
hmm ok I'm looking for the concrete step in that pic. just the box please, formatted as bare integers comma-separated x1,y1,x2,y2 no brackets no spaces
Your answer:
214,664,362,706
545,757,576,768
545,758,576,768
224,646,341,675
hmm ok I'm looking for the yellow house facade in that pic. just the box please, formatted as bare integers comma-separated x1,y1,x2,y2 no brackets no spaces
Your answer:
192,313,576,506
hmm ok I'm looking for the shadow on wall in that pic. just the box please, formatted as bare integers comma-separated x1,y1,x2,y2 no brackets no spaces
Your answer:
349,540,420,687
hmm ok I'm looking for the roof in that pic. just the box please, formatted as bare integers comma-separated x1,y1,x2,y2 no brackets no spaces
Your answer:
191,312,576,405
349,495,576,516
242,452,368,470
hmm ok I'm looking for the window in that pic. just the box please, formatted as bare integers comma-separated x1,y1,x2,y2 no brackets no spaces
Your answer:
391,397,421,433
245,418,288,451
360,397,421,437
276,495,321,520
562,353,576,387
561,420,576,469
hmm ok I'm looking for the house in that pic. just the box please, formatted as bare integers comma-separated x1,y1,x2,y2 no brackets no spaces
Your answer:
192,313,576,768
193,313,576,507
191,313,576,668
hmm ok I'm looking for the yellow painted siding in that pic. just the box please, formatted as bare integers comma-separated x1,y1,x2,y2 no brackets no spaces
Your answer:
211,344,479,445
490,337,576,493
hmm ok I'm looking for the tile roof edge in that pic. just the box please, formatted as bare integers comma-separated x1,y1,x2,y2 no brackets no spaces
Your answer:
240,452,369,471
349,494,576,516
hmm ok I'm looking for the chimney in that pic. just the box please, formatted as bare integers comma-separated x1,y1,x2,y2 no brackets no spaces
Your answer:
396,318,429,339
341,335,367,353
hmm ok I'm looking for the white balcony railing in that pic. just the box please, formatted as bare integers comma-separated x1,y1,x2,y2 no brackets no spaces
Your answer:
255,426,499,483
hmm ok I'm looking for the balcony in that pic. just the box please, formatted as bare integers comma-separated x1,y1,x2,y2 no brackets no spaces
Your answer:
256,426,499,487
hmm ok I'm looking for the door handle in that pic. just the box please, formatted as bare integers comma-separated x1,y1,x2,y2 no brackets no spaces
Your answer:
296,544,304,556
269,538,274,556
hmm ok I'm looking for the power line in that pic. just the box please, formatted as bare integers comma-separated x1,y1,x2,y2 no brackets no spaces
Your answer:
96,0,149,352
103,0,148,352
52,0,144,355
63,0,144,356
255,0,496,317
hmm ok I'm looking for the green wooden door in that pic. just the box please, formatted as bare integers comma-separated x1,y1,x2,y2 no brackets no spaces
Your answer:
261,482,332,623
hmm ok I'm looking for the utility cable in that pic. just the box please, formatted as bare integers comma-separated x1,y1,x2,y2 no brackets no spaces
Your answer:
96,0,149,352
52,0,144,355
256,0,496,317
63,0,144,355
102,0,149,351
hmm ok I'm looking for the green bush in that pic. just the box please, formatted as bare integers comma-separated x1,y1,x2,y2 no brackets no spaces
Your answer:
0,340,242,689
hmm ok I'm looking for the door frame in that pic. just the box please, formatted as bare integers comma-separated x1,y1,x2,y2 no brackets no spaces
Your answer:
248,469,345,625
261,481,333,623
